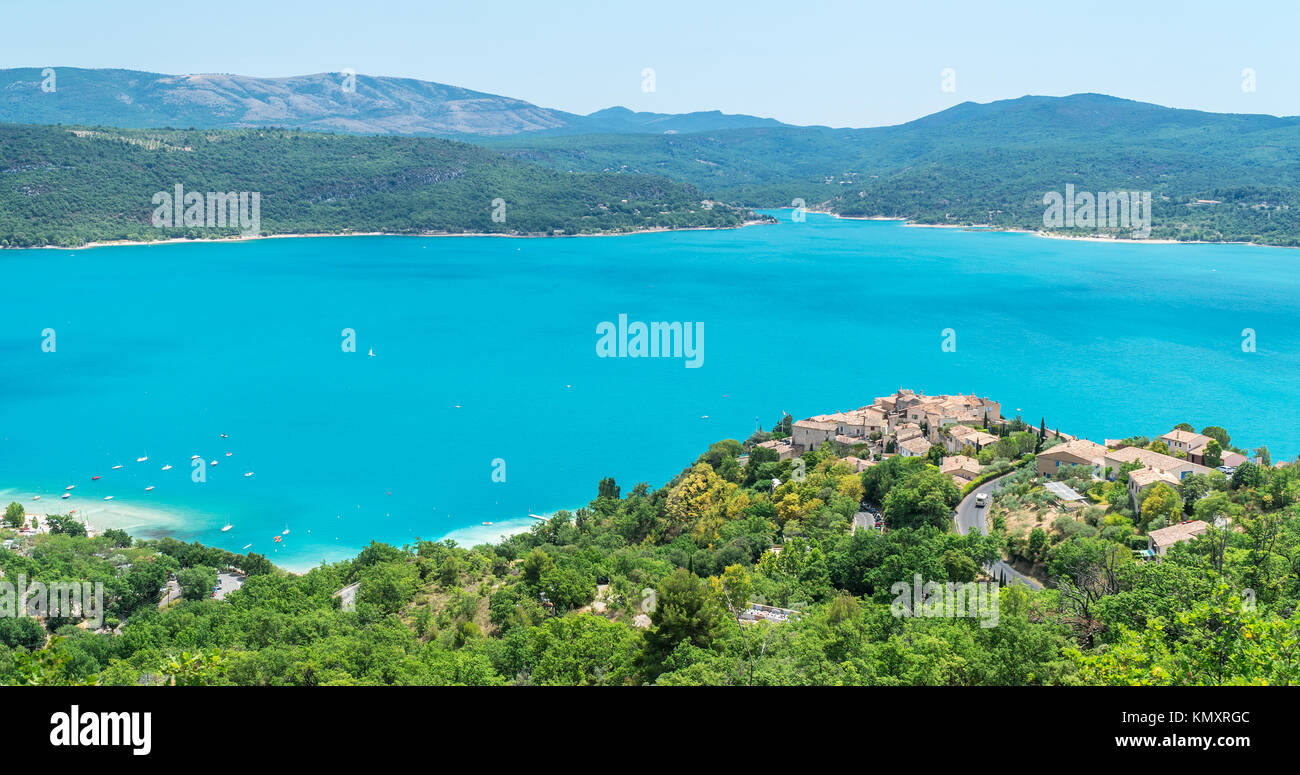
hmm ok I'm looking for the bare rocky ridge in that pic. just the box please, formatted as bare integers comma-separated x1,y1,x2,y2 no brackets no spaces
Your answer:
0,67,783,137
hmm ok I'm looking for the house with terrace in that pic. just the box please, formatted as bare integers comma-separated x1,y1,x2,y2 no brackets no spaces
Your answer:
1148,520,1209,557
1128,467,1183,510
1104,446,1213,481
1035,439,1107,477
791,419,837,454
944,424,1000,454
898,436,933,458
940,455,983,486
1159,429,1214,464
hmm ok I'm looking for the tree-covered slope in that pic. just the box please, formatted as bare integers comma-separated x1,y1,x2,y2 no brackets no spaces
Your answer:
487,94,1300,245
0,123,748,247
4,419,1300,686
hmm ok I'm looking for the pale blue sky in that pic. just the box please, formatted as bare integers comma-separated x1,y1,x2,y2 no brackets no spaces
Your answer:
4,0,1298,127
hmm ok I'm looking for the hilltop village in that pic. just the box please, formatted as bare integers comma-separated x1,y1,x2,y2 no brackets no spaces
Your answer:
748,388,1272,561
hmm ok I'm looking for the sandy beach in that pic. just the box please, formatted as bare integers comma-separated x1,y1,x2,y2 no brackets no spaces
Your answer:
2,482,569,574
799,208,1281,248
0,486,202,538
12,219,775,252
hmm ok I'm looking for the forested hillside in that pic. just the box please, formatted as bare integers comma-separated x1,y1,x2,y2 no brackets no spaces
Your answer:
0,123,748,247
8,87,1300,247
489,94,1300,245
4,421,1298,686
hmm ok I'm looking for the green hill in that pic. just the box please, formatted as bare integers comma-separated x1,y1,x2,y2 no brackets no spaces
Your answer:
0,123,749,247
9,86,1300,247
486,94,1300,245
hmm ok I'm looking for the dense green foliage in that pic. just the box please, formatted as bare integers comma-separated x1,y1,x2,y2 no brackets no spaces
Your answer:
5,417,1299,686
488,94,1300,246
0,123,749,247
9,92,1300,247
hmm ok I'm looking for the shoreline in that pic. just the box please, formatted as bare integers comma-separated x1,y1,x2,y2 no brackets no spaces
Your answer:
7,219,775,252
1,483,571,574
9,210,1281,251
806,208,1289,249
0,487,200,539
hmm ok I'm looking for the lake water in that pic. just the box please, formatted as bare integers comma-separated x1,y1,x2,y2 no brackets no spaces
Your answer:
3,212,1298,569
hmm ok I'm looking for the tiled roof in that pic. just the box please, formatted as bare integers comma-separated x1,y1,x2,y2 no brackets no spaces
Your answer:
1129,467,1181,488
1149,520,1208,547
1039,439,1107,462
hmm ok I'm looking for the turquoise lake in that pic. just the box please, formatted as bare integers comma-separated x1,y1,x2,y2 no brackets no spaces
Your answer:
3,211,1298,569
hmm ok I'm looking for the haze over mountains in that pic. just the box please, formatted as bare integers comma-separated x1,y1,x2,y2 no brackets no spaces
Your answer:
0,67,789,136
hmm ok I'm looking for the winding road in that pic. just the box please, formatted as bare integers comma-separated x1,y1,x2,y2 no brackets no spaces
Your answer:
955,473,1044,590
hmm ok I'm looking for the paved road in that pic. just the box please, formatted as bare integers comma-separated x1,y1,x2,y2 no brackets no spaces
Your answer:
214,571,245,601
852,510,880,534
158,579,181,608
955,473,1044,590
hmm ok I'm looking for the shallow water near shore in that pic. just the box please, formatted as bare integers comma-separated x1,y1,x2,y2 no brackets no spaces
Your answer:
3,212,1297,569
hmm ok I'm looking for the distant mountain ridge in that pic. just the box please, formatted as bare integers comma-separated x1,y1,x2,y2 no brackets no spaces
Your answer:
7,68,1300,246
486,92,1300,245
0,67,788,137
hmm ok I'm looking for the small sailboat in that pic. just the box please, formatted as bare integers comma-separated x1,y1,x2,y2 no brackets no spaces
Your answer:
144,485,155,492
112,464,123,470
161,464,172,471
61,493,70,499
368,348,375,357
190,454,201,460
244,471,254,477
104,496,114,501
242,543,252,550
221,523,233,532
281,527,290,535
210,459,219,466
482,521,493,526
32,495,40,501
220,433,229,439
225,452,232,457
91,475,101,481
137,455,148,463
65,485,75,491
